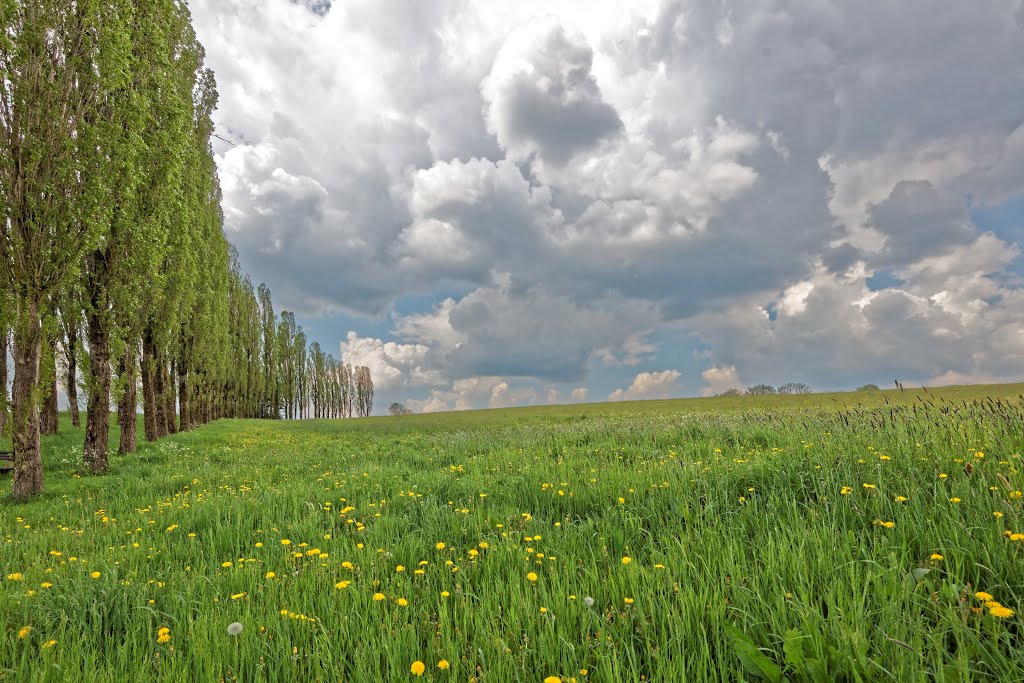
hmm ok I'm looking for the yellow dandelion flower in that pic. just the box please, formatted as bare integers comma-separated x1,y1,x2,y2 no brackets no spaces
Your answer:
441,591,450,597
230,592,246,600
990,605,1015,618
222,562,233,568
545,677,561,683
895,496,908,502
437,659,450,670
7,573,23,581
624,597,634,604
280,539,291,546
435,542,446,550
396,598,408,606
42,639,56,649
527,572,538,582
90,571,101,579
265,571,276,579
621,556,632,565
840,486,853,495
255,542,263,548
335,581,351,589
862,483,876,490
396,565,405,573
950,497,961,503
411,660,426,676
17,626,30,639
930,553,943,561
994,511,1005,518
975,591,994,601
373,592,386,601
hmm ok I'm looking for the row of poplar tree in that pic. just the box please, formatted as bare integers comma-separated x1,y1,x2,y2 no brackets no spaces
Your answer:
0,2,372,502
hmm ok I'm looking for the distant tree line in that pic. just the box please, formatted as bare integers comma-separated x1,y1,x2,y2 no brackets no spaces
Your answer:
717,382,885,396
0,3,370,502
718,382,814,396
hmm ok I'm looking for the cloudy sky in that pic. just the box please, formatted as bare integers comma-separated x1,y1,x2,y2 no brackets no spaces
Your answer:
187,0,1024,412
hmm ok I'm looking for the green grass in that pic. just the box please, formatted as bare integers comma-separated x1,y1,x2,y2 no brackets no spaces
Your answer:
2,383,1024,682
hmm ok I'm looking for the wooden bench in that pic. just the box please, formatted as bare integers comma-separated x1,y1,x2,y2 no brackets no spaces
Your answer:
0,451,13,473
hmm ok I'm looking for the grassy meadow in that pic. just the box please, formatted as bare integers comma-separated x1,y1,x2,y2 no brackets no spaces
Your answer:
2,383,1024,681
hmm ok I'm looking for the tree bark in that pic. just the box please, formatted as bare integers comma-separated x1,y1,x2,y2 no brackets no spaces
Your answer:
0,324,8,435
66,317,80,427
11,298,44,501
141,326,158,441
118,341,137,453
153,351,168,438
178,353,190,432
165,358,177,434
83,283,110,473
40,346,59,435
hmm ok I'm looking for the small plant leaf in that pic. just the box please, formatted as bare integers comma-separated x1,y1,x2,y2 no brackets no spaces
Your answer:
727,625,784,682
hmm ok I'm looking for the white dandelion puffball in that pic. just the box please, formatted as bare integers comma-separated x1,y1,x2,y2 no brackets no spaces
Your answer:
583,596,594,607
227,622,243,636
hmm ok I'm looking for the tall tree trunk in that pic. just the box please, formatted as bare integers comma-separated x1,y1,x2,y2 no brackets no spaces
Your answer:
178,354,190,432
40,345,59,435
141,327,158,441
83,287,110,473
118,342,137,454
11,298,44,501
154,353,168,437
41,360,58,436
0,323,7,435
165,358,177,434
66,317,80,427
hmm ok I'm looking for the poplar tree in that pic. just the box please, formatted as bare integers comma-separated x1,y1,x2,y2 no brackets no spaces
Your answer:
0,1,115,499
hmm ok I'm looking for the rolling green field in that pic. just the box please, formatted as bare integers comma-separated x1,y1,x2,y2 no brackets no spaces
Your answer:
2,384,1024,682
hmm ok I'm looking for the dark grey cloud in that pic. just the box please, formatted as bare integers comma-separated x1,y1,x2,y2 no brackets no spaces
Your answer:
869,181,974,267
483,18,623,164
442,280,658,381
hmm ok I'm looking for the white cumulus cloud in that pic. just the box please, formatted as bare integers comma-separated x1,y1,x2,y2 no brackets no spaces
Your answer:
608,370,682,401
